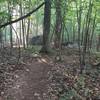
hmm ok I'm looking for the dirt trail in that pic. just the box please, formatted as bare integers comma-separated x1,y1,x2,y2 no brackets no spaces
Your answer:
3,57,52,100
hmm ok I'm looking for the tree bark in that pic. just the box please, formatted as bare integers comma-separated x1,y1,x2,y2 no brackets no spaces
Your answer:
54,0,62,49
40,0,51,53
97,35,100,51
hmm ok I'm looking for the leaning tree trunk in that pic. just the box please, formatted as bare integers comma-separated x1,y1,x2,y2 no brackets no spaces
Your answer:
40,0,51,53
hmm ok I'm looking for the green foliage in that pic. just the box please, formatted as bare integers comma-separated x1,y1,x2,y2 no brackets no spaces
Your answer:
0,0,6,3
0,11,8,17
0,11,9,24
77,75,85,87
59,89,77,100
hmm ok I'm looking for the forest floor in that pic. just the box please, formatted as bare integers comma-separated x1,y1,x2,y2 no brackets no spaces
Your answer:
3,57,52,100
0,47,100,100
0,48,53,100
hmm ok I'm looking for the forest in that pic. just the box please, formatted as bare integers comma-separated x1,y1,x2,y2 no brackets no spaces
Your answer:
0,0,100,100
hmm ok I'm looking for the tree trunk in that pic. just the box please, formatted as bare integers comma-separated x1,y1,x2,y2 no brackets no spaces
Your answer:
20,2,26,49
97,35,100,51
54,0,62,49
82,0,92,66
8,3,13,48
40,0,51,53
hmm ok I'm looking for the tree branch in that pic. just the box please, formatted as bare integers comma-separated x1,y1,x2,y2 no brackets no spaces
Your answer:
0,2,45,29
